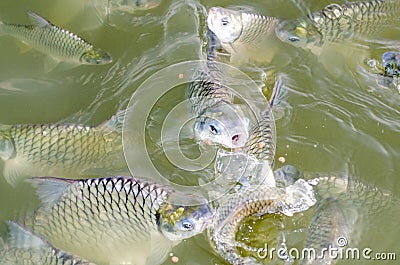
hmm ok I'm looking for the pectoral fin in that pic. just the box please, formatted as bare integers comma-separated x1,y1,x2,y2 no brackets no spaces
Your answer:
3,157,29,186
146,232,175,265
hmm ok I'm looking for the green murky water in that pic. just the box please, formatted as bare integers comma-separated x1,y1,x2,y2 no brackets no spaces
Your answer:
0,0,399,264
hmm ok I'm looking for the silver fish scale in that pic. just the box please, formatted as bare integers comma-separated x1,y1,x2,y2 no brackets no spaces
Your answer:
312,175,394,214
210,186,288,265
32,177,170,245
186,70,233,115
308,0,398,42
9,124,121,169
213,186,286,242
2,23,93,60
239,12,279,44
242,110,275,163
1,248,94,265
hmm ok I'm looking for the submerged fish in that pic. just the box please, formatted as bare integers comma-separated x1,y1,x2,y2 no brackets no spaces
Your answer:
0,221,95,265
108,0,162,12
0,110,126,185
207,7,280,63
208,179,316,265
275,0,400,49
187,67,250,149
299,197,357,265
28,176,213,265
0,11,112,68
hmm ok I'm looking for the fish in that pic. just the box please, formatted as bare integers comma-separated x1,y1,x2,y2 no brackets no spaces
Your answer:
212,75,281,188
275,0,400,49
0,11,112,70
187,66,250,149
0,110,126,185
299,197,357,265
207,6,280,63
0,221,95,265
27,176,213,265
285,170,395,264
208,179,316,265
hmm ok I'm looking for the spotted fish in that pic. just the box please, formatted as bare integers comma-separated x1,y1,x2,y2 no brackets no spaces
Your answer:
27,176,213,265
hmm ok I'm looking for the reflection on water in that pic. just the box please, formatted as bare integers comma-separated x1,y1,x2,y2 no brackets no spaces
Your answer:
0,0,399,264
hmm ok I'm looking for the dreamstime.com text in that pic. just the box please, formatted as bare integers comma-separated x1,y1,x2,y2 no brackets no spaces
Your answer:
256,237,397,262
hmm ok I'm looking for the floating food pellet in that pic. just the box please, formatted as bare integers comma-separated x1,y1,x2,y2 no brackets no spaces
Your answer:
178,73,184,79
278,156,286,163
171,256,179,263
257,141,265,148
204,139,212,145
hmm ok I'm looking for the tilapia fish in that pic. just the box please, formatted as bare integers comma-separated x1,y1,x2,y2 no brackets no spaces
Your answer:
0,111,126,185
207,7,280,63
208,179,316,265
0,221,94,265
0,11,111,68
275,0,400,48
187,66,250,149
27,176,213,265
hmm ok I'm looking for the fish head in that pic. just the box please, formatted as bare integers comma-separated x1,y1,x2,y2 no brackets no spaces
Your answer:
0,134,14,160
194,103,250,149
207,7,243,44
275,19,322,48
158,198,213,241
80,48,113,65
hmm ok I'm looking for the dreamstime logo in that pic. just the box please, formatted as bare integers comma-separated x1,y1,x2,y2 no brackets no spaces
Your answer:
256,237,397,262
122,60,275,206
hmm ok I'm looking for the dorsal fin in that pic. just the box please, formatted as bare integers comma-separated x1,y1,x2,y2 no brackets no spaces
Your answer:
27,11,52,28
27,177,73,210
6,221,45,249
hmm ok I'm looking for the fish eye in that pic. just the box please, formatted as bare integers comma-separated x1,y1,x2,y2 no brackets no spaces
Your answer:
221,16,230,26
180,220,194,231
209,124,220,135
288,36,300,42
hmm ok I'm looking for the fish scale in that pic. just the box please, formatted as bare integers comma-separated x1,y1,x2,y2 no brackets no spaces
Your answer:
31,177,167,244
26,176,212,264
0,121,125,185
0,222,95,265
238,12,279,44
276,0,400,47
2,22,92,60
209,180,316,265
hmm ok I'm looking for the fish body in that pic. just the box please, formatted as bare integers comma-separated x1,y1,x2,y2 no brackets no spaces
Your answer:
0,111,126,185
28,176,213,265
0,11,112,66
187,68,250,149
299,197,357,265
209,179,316,265
0,221,94,265
207,7,280,63
275,0,400,48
